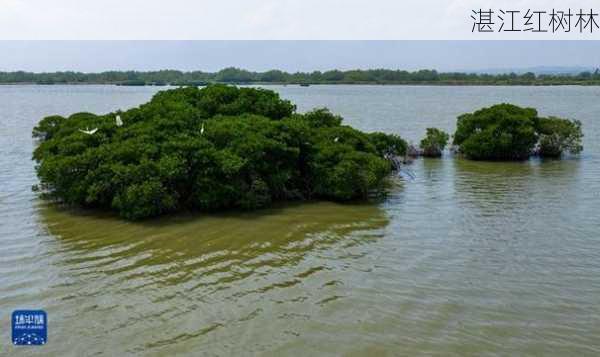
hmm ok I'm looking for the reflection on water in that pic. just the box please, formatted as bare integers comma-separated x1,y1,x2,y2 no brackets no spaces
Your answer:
22,202,388,356
2,85,600,356
452,158,582,214
380,157,600,357
43,202,389,290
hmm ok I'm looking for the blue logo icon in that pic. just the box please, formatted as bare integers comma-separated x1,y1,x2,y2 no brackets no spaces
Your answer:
12,310,47,346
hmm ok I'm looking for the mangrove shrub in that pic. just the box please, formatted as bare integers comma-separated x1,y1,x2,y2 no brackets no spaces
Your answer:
419,128,449,157
536,116,583,157
32,85,406,220
453,103,583,160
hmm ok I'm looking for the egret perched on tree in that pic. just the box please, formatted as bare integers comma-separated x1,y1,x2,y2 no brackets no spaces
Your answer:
116,115,123,127
334,137,339,142
200,122,205,135
79,127,98,135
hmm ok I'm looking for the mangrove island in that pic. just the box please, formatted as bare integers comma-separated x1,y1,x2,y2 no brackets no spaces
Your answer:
32,86,583,221
452,104,583,160
32,85,407,220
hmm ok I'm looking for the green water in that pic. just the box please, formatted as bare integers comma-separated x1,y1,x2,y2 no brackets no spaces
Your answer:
1,85,600,356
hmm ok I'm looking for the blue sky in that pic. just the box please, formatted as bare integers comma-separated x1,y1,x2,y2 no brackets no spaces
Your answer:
0,41,598,73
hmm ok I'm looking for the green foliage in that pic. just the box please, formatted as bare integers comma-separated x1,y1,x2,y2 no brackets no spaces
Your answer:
419,128,449,157
453,104,583,160
537,117,584,157
301,108,343,128
367,132,407,157
5,68,600,85
32,115,66,141
32,85,403,220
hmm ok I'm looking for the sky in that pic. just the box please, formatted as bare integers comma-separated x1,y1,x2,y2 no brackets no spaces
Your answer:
2,1,600,73
2,0,600,40
0,41,599,73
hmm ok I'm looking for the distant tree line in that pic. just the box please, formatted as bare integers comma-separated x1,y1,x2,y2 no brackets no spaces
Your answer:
4,67,600,86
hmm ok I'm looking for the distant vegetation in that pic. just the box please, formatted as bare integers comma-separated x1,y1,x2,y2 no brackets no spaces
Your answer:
6,67,600,85
453,104,583,160
32,85,407,220
419,128,449,157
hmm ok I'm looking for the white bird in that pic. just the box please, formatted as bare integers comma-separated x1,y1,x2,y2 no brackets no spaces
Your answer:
115,115,123,127
79,127,98,135
334,137,339,142
200,122,205,135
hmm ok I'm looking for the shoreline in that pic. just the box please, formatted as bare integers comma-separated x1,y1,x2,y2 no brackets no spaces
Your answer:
0,82,598,87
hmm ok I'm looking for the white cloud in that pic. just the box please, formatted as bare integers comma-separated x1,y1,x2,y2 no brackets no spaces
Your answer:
1,0,600,39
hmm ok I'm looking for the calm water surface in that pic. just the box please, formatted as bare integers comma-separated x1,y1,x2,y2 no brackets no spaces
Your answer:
1,85,599,356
